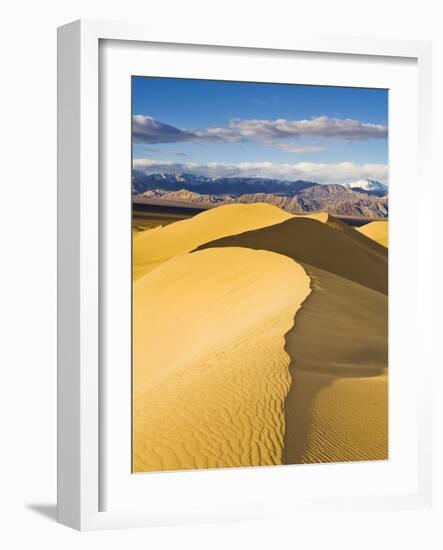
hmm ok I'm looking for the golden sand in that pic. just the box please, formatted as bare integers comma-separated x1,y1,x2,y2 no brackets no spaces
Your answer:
199,213,388,464
357,220,389,247
283,266,388,463
197,215,388,294
132,203,388,470
133,247,311,472
131,203,346,280
132,202,294,280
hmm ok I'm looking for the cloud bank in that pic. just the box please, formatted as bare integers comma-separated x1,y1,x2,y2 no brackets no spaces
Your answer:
132,115,388,145
133,158,388,186
277,143,325,153
132,115,205,144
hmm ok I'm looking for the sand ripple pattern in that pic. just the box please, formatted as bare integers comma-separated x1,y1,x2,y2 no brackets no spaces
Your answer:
197,214,388,464
132,247,311,472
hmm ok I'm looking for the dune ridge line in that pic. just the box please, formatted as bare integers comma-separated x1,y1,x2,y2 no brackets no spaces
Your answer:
132,203,388,469
357,220,388,248
132,202,294,280
195,211,388,464
132,246,311,472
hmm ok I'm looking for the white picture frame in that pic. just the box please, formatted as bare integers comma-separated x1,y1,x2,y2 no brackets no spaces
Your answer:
57,19,433,531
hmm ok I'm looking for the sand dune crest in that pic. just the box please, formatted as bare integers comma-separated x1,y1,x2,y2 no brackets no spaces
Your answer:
132,203,388,469
133,246,311,472
132,202,294,280
358,220,388,247
283,265,388,463
197,215,388,294
197,217,388,464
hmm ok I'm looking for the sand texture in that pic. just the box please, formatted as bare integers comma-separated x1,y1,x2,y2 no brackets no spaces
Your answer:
358,220,389,247
197,213,388,464
132,202,294,280
131,203,348,280
283,265,388,463
197,215,388,294
133,247,311,472
133,203,388,471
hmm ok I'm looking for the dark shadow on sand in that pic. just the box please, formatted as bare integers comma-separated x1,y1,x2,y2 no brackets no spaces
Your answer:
194,217,388,463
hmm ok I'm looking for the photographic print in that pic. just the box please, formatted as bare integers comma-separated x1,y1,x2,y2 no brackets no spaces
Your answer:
131,77,388,473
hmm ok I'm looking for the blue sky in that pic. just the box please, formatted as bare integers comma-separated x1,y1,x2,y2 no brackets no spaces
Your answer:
132,77,388,185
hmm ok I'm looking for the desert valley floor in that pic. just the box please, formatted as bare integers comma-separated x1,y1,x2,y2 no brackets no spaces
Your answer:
132,203,388,472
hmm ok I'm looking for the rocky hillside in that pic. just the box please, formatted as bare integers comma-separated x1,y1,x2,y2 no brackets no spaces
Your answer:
133,173,388,219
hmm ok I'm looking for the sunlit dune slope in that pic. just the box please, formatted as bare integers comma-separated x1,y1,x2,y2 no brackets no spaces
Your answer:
131,203,366,279
197,220,388,464
133,247,311,472
132,202,294,280
197,215,388,294
132,204,388,468
358,220,389,248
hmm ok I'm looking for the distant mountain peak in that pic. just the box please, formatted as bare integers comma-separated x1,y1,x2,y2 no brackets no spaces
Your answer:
132,172,388,219
344,179,388,196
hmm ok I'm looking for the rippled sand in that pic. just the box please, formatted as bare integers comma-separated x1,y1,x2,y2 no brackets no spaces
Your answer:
133,247,310,472
133,204,388,471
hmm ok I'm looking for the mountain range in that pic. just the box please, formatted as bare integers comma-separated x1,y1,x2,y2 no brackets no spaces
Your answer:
132,172,388,219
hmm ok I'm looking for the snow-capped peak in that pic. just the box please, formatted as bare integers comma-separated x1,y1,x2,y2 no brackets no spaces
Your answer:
344,179,388,196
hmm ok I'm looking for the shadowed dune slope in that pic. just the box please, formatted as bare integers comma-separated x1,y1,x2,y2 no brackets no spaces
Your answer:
283,265,388,463
133,247,311,472
197,216,388,294
197,222,388,464
132,202,294,280
132,204,388,468
314,213,388,255
131,204,365,280
358,220,389,247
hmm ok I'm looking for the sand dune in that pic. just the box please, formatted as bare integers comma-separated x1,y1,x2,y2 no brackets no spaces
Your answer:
131,203,357,280
132,204,388,470
133,247,311,472
358,220,389,247
132,202,294,280
283,265,388,463
197,217,388,464
197,215,388,294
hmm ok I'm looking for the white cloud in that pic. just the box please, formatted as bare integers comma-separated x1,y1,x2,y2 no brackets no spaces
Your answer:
140,146,188,157
132,115,215,144
133,158,388,186
132,115,387,145
277,143,325,153
212,117,387,142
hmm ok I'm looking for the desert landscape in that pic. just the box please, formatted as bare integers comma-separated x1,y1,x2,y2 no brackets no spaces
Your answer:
131,76,388,472
132,203,388,471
